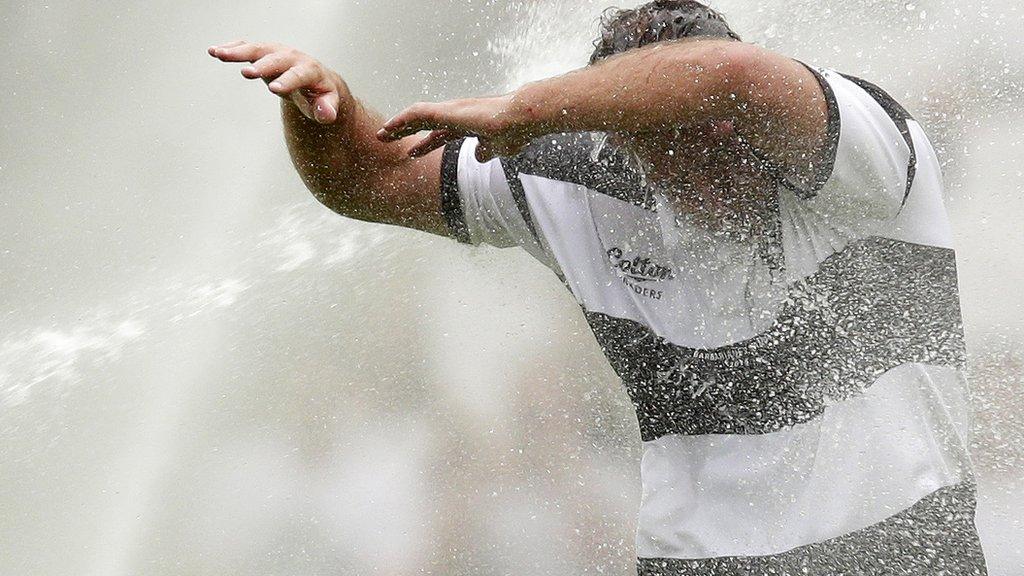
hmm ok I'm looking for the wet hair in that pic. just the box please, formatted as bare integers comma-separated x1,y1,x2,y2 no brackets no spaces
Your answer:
589,0,741,64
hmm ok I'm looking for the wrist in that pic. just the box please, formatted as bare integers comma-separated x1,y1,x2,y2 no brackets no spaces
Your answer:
502,86,552,141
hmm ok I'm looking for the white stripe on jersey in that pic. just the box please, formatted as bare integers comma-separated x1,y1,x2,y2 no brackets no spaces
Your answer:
635,363,972,559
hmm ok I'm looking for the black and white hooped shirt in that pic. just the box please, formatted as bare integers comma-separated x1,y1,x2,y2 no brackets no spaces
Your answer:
438,65,988,575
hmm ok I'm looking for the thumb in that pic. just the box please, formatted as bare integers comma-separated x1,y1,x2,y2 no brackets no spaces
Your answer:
475,136,527,163
312,92,340,124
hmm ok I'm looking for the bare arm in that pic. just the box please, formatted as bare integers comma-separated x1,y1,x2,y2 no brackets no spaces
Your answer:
379,39,829,189
208,41,450,236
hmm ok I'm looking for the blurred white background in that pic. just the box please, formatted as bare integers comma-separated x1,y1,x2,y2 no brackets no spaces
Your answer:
1,1,1021,574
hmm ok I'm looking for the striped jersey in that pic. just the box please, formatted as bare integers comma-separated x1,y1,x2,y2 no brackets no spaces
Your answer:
438,65,988,575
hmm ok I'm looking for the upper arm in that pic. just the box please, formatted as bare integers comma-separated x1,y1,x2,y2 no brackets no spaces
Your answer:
718,43,833,193
599,40,831,194
699,43,912,222
360,136,548,250
283,97,453,238
352,146,451,237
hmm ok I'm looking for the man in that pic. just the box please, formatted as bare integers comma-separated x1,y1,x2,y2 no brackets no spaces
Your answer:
208,1,988,574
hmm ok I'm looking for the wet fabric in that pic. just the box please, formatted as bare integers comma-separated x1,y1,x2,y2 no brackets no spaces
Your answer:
439,66,987,573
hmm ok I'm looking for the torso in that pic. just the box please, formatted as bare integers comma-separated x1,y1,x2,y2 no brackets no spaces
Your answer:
444,66,987,573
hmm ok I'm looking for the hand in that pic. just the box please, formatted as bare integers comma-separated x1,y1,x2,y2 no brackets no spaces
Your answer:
208,40,342,124
376,95,531,162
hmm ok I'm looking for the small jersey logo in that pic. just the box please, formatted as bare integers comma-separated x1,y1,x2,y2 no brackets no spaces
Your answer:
607,247,675,300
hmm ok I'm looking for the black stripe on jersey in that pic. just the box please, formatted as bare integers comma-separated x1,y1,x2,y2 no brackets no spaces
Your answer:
502,132,655,210
637,483,988,576
585,237,966,440
440,138,471,244
839,73,918,205
498,158,542,245
795,63,842,198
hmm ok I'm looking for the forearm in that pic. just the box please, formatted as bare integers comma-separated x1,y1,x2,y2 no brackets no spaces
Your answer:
507,39,745,138
211,40,448,234
281,73,403,221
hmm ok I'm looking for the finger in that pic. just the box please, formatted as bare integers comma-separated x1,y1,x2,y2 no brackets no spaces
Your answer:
268,63,319,95
408,129,460,158
475,139,522,163
209,40,252,59
312,92,340,124
377,103,445,142
210,42,276,63
241,51,296,81
475,140,496,163
207,39,246,55
207,39,246,56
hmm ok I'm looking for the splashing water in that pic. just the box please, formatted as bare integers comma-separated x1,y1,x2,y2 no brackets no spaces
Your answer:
0,204,386,412
2,1,1022,575
488,0,640,90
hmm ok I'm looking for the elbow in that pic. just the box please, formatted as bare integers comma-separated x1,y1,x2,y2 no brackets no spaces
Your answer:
292,161,351,213
291,158,332,199
661,41,766,113
709,43,766,101
300,166,387,224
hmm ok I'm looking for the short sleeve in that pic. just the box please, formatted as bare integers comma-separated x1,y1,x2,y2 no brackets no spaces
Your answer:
778,67,922,276
784,66,918,239
438,137,555,264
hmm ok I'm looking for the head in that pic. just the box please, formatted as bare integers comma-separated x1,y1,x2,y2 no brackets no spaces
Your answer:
589,3,767,238
588,0,743,171
590,0,740,65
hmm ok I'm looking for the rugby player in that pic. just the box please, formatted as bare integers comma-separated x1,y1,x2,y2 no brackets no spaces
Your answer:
209,2,988,573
